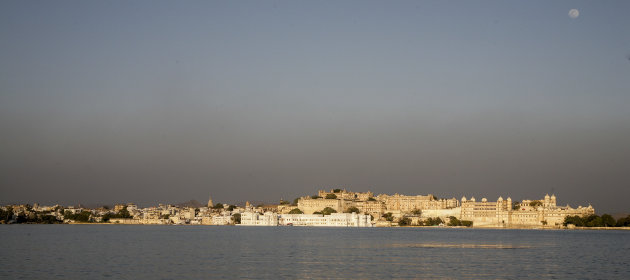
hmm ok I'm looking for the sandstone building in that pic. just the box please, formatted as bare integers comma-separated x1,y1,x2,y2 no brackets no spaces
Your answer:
460,194,594,227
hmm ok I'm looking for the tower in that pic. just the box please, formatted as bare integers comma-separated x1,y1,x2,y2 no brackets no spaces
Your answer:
544,194,551,208
207,195,214,208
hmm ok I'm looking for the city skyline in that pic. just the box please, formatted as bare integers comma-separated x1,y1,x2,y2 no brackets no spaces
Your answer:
0,188,603,215
1,1,629,213
1,188,601,228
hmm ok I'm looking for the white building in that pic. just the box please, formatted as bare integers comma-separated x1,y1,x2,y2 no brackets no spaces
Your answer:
420,207,462,220
239,212,278,226
212,214,232,225
239,212,373,227
279,213,373,227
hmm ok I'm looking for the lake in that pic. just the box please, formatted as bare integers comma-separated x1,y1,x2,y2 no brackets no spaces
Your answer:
1,225,629,279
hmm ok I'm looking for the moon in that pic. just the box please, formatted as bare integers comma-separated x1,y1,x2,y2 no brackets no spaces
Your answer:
569,9,579,19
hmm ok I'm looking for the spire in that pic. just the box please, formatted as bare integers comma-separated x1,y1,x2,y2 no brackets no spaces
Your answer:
207,195,214,208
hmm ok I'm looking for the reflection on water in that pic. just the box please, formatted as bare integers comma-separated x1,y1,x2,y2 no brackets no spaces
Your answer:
0,225,629,279
391,243,531,249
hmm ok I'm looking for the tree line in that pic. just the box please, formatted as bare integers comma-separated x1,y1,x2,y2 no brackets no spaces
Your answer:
1,207,61,224
391,214,473,227
563,214,630,227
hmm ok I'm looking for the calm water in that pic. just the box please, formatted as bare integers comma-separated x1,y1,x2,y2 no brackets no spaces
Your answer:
1,225,629,279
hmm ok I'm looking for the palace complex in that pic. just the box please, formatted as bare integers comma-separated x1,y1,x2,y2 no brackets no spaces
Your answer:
3,188,595,228
460,194,594,227
285,189,594,228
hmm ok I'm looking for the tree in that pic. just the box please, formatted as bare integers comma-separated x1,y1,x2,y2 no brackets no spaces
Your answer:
292,198,299,206
279,200,290,205
447,216,462,226
63,210,73,220
616,215,630,227
368,197,376,201
321,207,337,215
227,205,236,211
398,217,411,226
311,195,321,199
601,214,616,227
77,211,92,222
232,213,241,224
102,206,133,220
288,208,303,214
424,217,444,226
101,213,113,222
333,189,342,193
118,206,131,218
512,201,521,210
382,212,394,222
64,211,92,223
563,215,585,227
411,209,422,215
0,207,13,222
325,194,337,199
345,206,360,214
213,203,224,209
529,200,543,207
38,215,60,224
16,213,27,223
460,220,473,227
585,215,604,227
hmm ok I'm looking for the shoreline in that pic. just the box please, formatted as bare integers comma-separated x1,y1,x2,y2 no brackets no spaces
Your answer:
4,223,630,230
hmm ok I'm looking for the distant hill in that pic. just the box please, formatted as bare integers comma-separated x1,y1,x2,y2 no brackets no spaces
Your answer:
611,213,630,220
174,200,205,208
233,200,272,207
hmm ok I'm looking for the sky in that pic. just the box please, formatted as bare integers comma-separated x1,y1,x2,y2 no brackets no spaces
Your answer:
1,1,629,213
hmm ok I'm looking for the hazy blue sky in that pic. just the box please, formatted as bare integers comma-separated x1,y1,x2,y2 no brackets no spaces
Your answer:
1,1,629,212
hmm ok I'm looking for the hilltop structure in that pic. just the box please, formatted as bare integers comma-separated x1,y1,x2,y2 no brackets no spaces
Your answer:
287,189,594,228
460,194,594,227
296,188,460,220
1,189,597,228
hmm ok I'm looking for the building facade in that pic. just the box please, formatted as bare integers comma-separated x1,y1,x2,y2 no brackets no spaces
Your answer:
460,194,594,227
240,212,279,226
279,213,372,227
297,198,351,214
239,212,373,227
376,193,460,212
